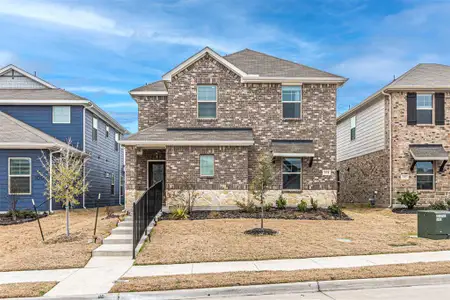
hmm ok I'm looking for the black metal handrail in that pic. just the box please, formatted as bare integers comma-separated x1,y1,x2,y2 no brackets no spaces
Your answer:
132,180,163,259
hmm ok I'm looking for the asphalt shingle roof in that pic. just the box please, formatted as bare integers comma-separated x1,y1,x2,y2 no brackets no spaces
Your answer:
0,89,86,100
389,63,450,89
224,49,343,78
0,111,83,153
271,140,315,156
410,144,448,160
130,80,167,93
124,122,254,143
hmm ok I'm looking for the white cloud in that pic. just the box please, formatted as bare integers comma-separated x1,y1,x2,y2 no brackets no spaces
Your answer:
0,0,133,36
103,101,138,108
67,86,128,95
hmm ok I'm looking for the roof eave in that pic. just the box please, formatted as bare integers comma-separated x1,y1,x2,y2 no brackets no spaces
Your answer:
119,140,254,147
241,76,348,85
129,91,168,96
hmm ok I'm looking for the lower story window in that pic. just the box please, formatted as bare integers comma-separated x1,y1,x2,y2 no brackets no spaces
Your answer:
200,155,214,176
417,161,434,190
9,157,32,195
111,174,116,195
282,158,301,189
120,175,124,197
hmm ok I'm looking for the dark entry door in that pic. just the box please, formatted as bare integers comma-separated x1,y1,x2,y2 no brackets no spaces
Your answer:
148,161,165,188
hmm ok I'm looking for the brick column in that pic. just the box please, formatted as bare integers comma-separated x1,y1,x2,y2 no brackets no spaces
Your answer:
125,146,137,211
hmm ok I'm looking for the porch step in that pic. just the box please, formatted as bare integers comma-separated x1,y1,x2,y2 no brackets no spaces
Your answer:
124,216,132,221
111,227,132,235
118,221,133,228
103,234,133,245
92,244,133,257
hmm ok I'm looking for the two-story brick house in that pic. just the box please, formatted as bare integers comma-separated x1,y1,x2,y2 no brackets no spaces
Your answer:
0,64,128,211
337,63,450,207
122,47,347,210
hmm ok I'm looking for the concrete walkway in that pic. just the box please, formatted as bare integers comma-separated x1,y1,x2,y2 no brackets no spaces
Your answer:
124,250,450,277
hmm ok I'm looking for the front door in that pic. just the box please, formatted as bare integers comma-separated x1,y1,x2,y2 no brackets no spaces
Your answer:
148,161,165,188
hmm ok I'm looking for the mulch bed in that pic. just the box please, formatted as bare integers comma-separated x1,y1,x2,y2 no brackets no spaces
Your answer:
160,208,352,221
391,207,439,214
0,213,47,226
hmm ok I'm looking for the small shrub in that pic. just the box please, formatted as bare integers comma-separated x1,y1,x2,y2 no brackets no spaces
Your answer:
207,211,221,219
235,199,257,213
446,199,450,210
310,198,318,211
6,210,36,219
169,207,189,220
263,202,273,212
328,203,342,215
429,201,447,210
297,200,308,212
397,191,419,209
276,195,287,209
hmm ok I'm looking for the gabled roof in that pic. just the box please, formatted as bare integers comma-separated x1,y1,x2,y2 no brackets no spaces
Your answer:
121,121,254,146
130,80,167,95
224,49,343,79
337,63,450,123
0,111,84,153
0,64,57,89
0,89,87,100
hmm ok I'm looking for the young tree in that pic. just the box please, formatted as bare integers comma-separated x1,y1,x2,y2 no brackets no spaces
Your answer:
39,141,88,236
172,177,199,215
8,181,20,221
250,152,276,230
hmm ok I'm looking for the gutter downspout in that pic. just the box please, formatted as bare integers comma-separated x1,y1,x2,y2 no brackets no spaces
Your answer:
82,104,93,209
382,90,393,207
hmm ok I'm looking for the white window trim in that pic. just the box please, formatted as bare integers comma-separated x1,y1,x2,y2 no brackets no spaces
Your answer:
282,86,302,119
106,125,110,137
416,93,433,125
416,161,435,191
52,106,71,124
8,157,32,195
197,85,217,119
111,173,116,196
200,154,215,177
350,116,356,141
282,158,302,190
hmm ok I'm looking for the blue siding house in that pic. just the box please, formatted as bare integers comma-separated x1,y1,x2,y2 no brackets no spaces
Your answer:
0,65,128,212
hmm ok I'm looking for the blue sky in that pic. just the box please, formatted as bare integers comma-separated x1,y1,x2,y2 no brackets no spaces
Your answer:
0,0,448,133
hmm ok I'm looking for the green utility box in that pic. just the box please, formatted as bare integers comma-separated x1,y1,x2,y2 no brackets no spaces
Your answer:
418,210,450,240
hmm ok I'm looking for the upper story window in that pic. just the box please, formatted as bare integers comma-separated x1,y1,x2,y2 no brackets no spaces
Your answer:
106,125,110,138
92,117,98,141
350,116,356,141
417,161,434,190
417,94,433,124
9,157,31,195
197,85,217,119
52,106,71,124
200,154,214,176
111,173,116,195
282,86,301,119
115,132,120,151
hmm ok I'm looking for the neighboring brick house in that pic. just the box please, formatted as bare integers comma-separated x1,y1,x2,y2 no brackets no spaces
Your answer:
122,47,347,210
337,63,450,207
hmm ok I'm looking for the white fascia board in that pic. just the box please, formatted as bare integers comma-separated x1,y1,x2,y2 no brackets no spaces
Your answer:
120,140,254,146
0,99,89,105
241,76,348,84
162,47,248,81
0,143,56,149
273,152,315,157
129,91,168,96
0,65,57,89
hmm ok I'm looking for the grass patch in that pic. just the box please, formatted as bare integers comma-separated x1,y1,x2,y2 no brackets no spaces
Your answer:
137,207,450,265
111,261,450,293
0,282,57,298
0,207,123,272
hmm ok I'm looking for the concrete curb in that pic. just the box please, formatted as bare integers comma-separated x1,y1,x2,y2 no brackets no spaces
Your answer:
11,274,450,299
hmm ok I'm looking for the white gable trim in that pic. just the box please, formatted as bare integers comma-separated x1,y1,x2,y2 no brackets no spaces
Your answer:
0,65,57,89
162,47,248,81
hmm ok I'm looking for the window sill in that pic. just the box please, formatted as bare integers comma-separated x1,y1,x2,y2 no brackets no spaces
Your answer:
200,175,214,178
415,124,435,127
282,189,302,193
283,118,302,121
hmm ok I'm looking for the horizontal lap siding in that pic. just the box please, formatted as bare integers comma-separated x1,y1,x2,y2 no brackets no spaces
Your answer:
337,96,386,162
0,149,49,211
0,105,84,149
84,110,122,207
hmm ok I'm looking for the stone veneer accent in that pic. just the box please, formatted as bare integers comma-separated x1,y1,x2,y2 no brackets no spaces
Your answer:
391,91,450,205
337,150,390,206
133,95,168,131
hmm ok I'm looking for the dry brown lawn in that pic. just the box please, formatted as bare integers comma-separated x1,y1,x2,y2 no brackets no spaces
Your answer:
111,261,450,293
0,207,123,272
136,207,450,265
0,282,57,298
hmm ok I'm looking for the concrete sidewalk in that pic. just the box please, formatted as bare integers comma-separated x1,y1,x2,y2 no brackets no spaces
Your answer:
125,250,450,277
